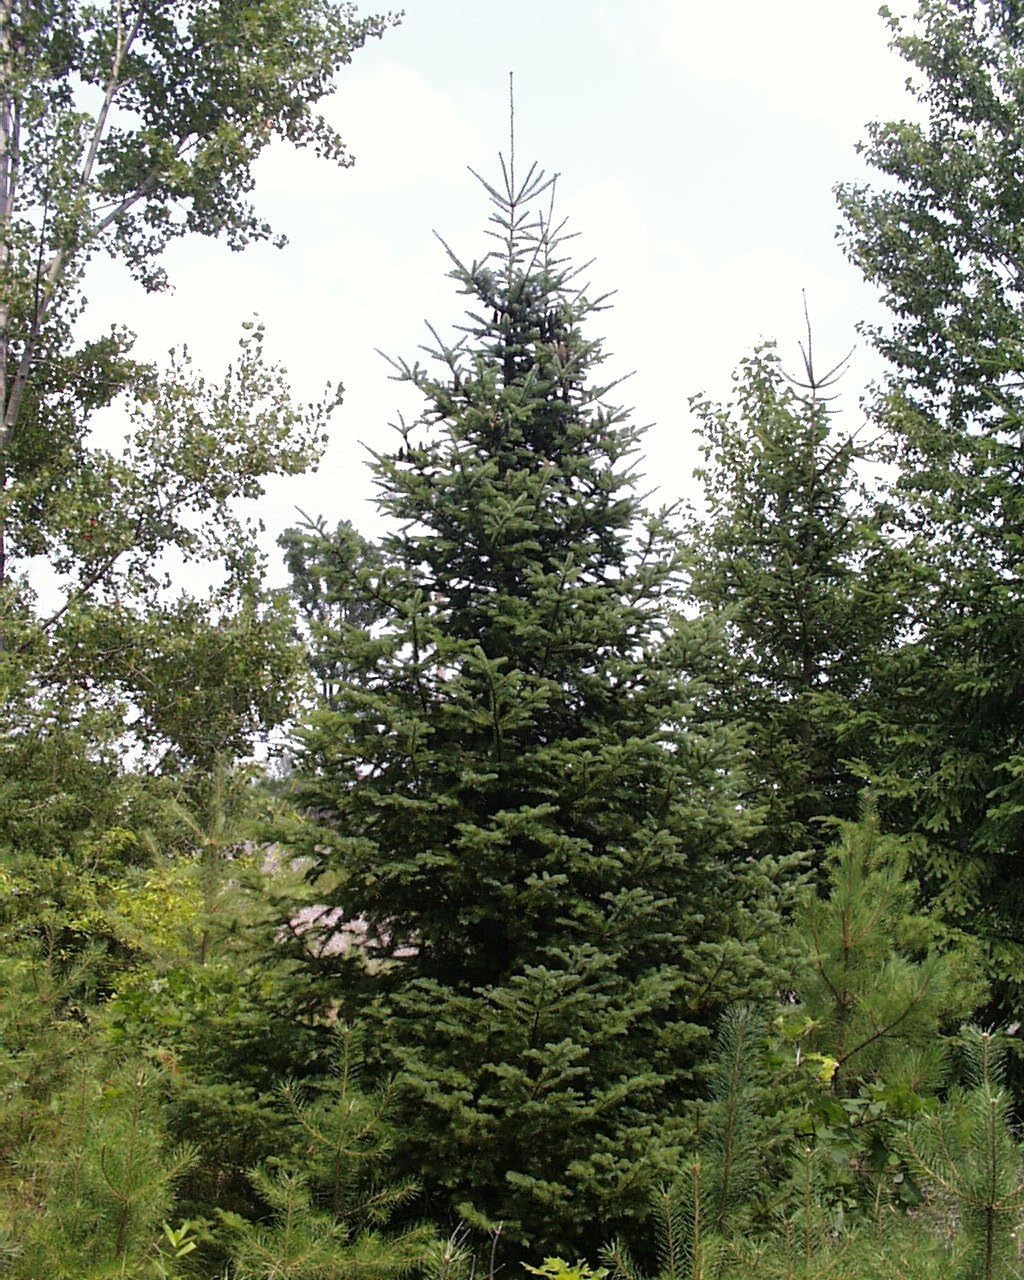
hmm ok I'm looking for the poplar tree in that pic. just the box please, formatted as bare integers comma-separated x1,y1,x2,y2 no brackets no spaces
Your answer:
0,0,395,773
292,156,785,1256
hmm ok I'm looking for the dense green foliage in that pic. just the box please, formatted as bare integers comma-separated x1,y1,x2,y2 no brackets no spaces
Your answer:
792,804,981,1098
0,0,393,778
8,0,1024,1275
684,343,904,862
279,515,387,705
836,0,1024,990
288,158,788,1256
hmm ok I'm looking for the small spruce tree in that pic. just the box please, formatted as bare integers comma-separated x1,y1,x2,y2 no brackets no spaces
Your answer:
684,341,903,863
292,154,784,1256
603,1006,769,1280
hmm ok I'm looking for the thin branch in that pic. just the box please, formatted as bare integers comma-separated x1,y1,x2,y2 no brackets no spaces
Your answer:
2,4,143,444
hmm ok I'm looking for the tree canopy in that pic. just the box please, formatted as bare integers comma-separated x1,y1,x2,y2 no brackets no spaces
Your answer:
0,0,394,772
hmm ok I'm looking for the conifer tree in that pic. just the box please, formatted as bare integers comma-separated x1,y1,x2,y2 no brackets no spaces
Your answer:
221,1025,436,1280
902,1028,1024,1280
280,517,386,707
292,154,785,1256
791,804,980,1099
5,1052,194,1279
603,1006,769,1280
836,0,1024,988
684,341,903,862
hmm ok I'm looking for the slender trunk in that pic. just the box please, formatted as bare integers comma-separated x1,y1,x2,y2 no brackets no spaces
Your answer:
714,1029,745,1233
690,1162,704,1280
984,1078,997,1280
0,5,150,603
0,0,17,588
0,0,16,412
198,836,217,965
984,1203,995,1280
112,1074,143,1264
2,7,141,448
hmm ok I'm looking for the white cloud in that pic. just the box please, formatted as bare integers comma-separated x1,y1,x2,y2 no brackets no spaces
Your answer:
609,0,914,132
323,63,496,185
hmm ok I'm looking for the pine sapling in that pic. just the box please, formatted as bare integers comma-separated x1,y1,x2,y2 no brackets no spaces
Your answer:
903,1028,1024,1280
603,1007,769,1280
221,1023,435,1280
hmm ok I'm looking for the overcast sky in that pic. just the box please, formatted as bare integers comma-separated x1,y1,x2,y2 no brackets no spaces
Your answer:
83,0,917,581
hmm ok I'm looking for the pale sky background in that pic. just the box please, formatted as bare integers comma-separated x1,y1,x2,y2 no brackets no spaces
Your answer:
82,0,917,584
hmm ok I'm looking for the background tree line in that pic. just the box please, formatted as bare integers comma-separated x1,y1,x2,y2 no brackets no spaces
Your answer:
5,1,1024,1277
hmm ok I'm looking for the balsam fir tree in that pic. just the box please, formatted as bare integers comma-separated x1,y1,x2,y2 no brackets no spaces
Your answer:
292,151,786,1256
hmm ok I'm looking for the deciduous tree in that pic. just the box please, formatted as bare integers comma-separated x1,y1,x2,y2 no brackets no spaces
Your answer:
0,0,395,770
